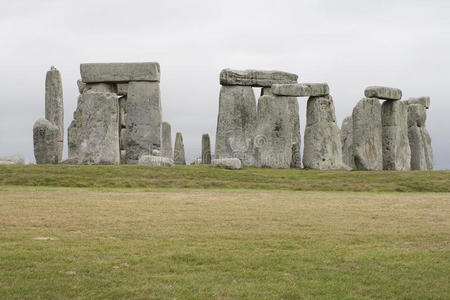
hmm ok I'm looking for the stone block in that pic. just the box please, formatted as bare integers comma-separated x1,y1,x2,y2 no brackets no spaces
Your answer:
80,62,160,83
160,122,173,159
272,83,329,97
364,86,402,100
212,158,242,169
138,155,174,167
174,132,186,165
220,69,298,87
45,66,64,162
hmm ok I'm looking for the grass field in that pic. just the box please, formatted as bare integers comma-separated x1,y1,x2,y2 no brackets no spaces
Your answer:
0,165,449,299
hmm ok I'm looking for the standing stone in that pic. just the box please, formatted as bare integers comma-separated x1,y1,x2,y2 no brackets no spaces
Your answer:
287,97,301,168
160,122,173,159
220,69,298,87
407,104,433,170
174,132,186,165
67,92,120,164
341,116,355,169
45,66,64,162
201,134,211,164
352,98,383,170
381,101,411,170
215,86,257,166
255,95,291,168
126,82,162,163
33,118,59,164
303,95,343,170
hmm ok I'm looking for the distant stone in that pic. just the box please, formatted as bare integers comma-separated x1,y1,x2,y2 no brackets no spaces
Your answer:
212,158,242,169
138,155,174,167
272,83,329,97
202,134,211,164
77,79,86,94
352,98,383,170
160,122,173,159
340,116,355,169
0,155,25,165
33,118,59,164
381,101,411,170
406,96,430,109
120,150,126,164
220,69,298,87
303,95,343,169
174,132,186,165
80,62,160,83
364,86,402,100
408,104,433,170
45,66,64,162
60,157,79,165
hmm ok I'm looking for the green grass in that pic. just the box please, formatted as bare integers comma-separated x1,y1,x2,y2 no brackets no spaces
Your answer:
1,164,449,192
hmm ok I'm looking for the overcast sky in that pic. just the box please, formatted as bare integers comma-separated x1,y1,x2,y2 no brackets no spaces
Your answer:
1,0,449,169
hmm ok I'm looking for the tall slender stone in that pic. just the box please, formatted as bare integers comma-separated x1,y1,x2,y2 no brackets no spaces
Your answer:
45,66,64,162
381,101,411,170
33,118,59,164
287,97,301,168
341,116,355,169
160,122,173,159
202,134,211,164
215,86,257,166
303,95,343,169
174,132,186,165
352,98,382,170
407,104,433,170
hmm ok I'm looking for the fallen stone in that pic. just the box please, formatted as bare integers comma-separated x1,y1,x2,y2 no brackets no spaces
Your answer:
202,134,211,164
120,150,126,164
160,122,173,159
33,118,59,164
45,66,64,162
340,116,355,169
272,83,329,97
364,86,402,100
406,96,430,109
152,149,161,156
303,95,343,170
352,98,383,170
212,158,242,169
220,69,298,87
80,62,160,83
381,101,411,170
0,155,25,165
215,86,257,166
408,104,433,170
174,132,186,165
126,82,162,164
119,97,127,128
138,155,174,167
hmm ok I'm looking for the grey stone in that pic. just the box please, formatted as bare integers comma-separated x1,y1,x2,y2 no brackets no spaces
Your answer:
340,116,355,169
45,66,64,162
352,98,383,170
286,97,301,168
77,79,86,94
255,95,292,168
202,134,211,164
406,96,430,109
303,95,343,170
85,83,117,93
160,122,173,159
126,82,162,164
117,83,129,96
0,155,25,165
215,86,257,166
33,118,59,164
120,150,126,164
407,104,433,170
220,69,298,87
119,97,127,128
364,86,402,100
67,92,120,165
291,143,302,168
80,62,160,83
381,101,411,170
120,128,127,150
138,155,174,167
174,132,186,165
212,158,242,169
260,87,273,96
272,83,329,97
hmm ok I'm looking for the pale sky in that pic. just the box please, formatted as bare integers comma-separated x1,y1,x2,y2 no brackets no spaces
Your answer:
1,0,449,169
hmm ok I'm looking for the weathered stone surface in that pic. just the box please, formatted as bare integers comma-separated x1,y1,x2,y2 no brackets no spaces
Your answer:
260,87,273,96
407,104,433,170
272,83,329,97
67,92,120,165
174,132,186,165
220,69,298,87
119,97,127,128
381,101,411,170
255,95,292,168
152,149,161,156
120,150,126,164
212,158,242,169
303,95,343,170
85,83,117,93
138,155,174,167
406,96,430,109
364,86,402,100
117,83,129,96
33,118,59,164
201,134,211,164
215,86,257,166
352,98,382,170
160,122,173,159
77,79,86,94
340,116,355,169
80,62,160,83
286,97,301,168
291,143,302,168
120,128,127,150
126,82,162,164
0,155,25,165
45,66,64,162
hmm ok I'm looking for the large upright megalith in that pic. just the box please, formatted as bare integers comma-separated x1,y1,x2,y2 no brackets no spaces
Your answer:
287,97,301,168
160,122,173,159
174,132,186,165
352,98,382,170
407,104,433,170
33,118,59,164
202,134,211,164
341,116,355,169
45,66,64,162
303,95,343,169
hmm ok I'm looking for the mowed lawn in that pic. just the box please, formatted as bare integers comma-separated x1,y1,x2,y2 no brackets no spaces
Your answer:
0,185,449,299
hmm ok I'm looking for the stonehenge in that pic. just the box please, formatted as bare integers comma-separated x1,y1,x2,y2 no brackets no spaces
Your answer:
138,155,174,167
212,158,242,170
174,133,186,165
